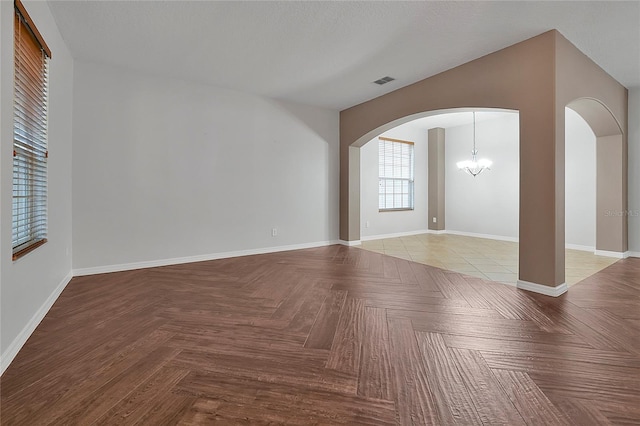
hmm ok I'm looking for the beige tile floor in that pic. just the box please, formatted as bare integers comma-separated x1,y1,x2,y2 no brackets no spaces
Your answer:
360,233,618,287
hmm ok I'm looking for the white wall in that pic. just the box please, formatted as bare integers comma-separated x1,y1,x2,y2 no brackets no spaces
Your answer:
360,125,429,238
1,1,74,372
445,113,520,239
565,108,596,249
629,88,640,254
72,61,339,271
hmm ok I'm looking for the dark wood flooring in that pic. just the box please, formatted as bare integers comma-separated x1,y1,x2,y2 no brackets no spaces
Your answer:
1,245,639,425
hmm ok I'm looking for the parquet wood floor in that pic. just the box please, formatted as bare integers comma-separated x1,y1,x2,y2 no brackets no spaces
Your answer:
1,245,639,425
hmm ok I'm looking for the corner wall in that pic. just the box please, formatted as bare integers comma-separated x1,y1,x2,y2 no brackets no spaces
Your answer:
72,60,340,272
1,0,74,373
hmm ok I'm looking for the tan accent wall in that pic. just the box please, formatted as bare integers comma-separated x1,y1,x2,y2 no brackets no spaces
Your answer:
340,29,628,289
597,135,626,251
555,32,628,256
345,146,361,241
428,128,445,231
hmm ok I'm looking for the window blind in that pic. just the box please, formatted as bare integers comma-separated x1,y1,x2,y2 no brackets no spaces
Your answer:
13,0,51,260
378,137,414,211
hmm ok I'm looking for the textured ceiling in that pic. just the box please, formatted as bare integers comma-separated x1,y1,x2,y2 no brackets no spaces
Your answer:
48,1,640,110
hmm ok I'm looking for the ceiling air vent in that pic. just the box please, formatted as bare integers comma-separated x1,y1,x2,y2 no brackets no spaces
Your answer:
373,76,395,85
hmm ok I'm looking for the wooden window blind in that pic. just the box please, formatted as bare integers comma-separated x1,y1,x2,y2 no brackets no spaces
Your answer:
13,0,51,260
378,137,414,211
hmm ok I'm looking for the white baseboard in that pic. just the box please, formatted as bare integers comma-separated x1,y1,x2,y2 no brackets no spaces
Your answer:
565,244,595,252
517,280,568,297
594,250,629,259
628,251,640,258
360,229,430,241
1,272,73,376
339,239,361,246
73,240,340,276
441,230,519,243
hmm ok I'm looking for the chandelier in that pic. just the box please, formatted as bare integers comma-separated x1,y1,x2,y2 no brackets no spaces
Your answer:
456,111,492,177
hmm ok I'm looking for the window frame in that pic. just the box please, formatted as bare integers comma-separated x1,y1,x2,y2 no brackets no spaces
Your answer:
378,136,415,212
12,0,51,261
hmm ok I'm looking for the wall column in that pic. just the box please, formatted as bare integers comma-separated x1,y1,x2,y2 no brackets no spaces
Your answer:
516,106,567,295
340,140,361,242
428,128,446,231
596,135,626,253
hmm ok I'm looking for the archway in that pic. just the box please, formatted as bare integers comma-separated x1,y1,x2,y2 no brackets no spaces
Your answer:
356,108,520,239
343,108,521,244
340,30,628,295
358,109,522,284
566,97,627,255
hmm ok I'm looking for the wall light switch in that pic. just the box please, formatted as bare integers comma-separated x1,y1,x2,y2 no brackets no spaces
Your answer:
365,221,370,228
272,228,277,237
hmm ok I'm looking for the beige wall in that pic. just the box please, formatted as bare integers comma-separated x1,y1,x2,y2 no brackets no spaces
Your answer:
555,32,628,255
596,135,626,252
340,30,628,290
428,128,445,231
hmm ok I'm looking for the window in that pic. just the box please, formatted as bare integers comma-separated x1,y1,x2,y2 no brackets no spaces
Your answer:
13,0,51,260
378,137,414,211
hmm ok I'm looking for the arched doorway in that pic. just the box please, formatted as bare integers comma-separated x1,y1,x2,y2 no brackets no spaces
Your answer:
358,109,522,284
357,108,520,243
340,30,628,295
566,97,627,256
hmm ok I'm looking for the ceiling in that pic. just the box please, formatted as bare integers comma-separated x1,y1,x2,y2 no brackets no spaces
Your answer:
48,1,640,111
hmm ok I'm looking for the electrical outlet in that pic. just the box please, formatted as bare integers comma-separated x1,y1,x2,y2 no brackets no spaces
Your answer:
432,217,437,223
272,228,277,237
365,221,370,228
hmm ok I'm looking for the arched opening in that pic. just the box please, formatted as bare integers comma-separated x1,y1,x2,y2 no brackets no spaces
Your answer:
355,108,522,285
343,107,520,244
565,107,616,285
340,31,629,295
566,98,627,256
